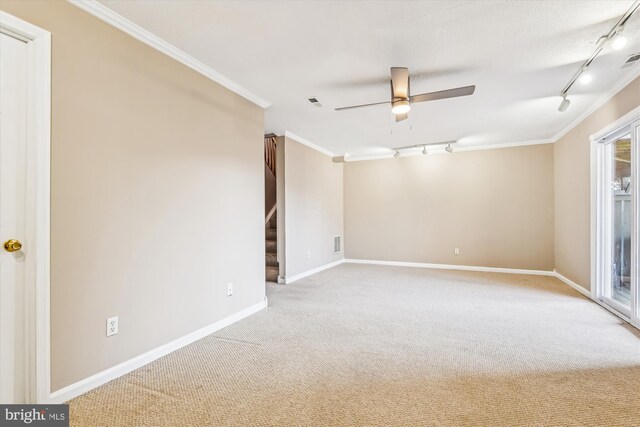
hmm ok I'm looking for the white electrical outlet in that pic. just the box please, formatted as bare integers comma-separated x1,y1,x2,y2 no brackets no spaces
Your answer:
454,248,460,255
106,316,118,337
227,283,233,296
307,249,311,259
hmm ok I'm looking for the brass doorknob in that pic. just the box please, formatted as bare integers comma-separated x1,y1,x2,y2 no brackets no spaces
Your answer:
4,239,22,252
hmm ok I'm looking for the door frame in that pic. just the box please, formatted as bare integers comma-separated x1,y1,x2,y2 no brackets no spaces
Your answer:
590,106,640,330
0,11,51,403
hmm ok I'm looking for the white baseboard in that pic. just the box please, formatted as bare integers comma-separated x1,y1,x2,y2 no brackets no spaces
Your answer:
345,260,639,330
48,299,267,404
285,259,345,284
552,270,591,298
553,270,638,328
344,259,556,277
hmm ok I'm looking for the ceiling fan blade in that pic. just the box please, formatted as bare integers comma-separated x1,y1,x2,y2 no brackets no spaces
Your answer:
335,101,390,111
390,67,409,99
410,85,475,104
395,112,409,122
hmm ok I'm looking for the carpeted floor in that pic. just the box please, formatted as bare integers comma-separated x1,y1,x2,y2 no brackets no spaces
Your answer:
69,264,640,426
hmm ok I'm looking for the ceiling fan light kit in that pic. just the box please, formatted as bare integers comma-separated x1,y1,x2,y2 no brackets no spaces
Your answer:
391,99,411,115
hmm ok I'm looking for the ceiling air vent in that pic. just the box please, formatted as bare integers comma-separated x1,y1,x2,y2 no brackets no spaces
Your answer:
622,53,640,68
308,97,322,107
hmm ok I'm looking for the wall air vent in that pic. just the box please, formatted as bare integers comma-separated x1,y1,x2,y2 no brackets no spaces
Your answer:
308,97,322,107
622,53,640,68
333,235,342,254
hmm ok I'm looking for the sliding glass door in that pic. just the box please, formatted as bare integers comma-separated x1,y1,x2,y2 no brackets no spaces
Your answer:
595,119,639,326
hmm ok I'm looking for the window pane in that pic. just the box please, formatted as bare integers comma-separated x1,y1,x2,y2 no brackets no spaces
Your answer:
611,136,632,307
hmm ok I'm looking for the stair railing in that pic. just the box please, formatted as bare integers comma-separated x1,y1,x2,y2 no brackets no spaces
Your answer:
264,136,277,176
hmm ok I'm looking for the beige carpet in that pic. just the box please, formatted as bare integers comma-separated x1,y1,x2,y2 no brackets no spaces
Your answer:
69,264,640,426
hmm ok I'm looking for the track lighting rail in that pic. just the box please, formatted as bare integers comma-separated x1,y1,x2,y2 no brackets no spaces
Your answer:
560,0,639,98
392,140,457,157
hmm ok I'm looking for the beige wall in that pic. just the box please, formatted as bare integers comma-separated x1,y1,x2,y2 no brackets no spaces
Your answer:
554,77,640,290
344,144,555,270
1,1,265,391
284,136,344,278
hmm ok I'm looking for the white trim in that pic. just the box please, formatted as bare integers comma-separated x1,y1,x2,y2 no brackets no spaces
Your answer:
0,11,52,404
65,0,270,108
285,259,345,284
343,260,639,329
590,135,599,302
552,66,640,143
589,106,640,143
284,131,335,157
48,300,267,404
344,259,555,277
552,271,591,298
632,119,640,328
265,204,276,225
589,109,640,329
555,271,638,326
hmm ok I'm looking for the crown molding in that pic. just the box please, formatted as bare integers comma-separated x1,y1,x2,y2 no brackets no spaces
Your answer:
551,64,640,143
66,0,270,108
284,131,335,157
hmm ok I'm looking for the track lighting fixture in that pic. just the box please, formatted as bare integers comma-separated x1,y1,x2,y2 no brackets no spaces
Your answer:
612,27,628,50
558,94,570,112
392,140,456,158
555,2,638,112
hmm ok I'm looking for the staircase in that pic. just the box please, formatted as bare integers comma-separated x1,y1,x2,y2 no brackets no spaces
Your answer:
265,213,278,282
264,135,278,282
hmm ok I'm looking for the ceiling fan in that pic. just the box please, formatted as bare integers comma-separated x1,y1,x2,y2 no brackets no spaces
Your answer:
335,67,475,122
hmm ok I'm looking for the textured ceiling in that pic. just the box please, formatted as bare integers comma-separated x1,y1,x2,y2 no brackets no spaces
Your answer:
99,0,640,157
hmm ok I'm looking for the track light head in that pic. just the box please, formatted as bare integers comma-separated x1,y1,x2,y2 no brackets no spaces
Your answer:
579,69,592,85
422,146,427,155
445,144,453,153
393,149,400,158
612,27,627,50
558,94,570,112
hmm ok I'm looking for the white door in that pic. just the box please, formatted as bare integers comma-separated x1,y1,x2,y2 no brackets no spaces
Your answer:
595,118,640,329
0,30,29,404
